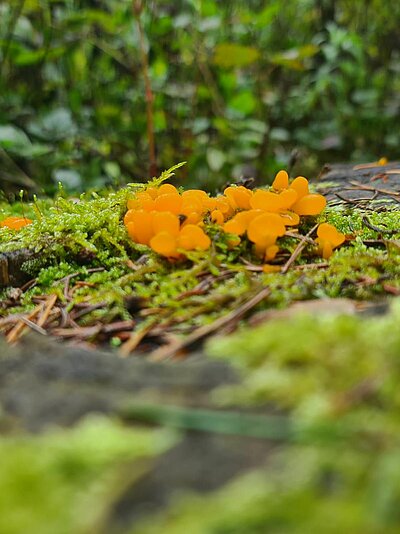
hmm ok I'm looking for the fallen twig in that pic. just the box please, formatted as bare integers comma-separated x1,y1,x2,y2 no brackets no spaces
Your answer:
6,304,43,343
37,294,58,328
19,317,47,336
362,216,398,235
281,224,318,274
149,286,271,361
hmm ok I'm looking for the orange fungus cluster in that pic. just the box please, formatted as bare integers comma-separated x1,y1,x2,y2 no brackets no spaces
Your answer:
0,216,32,230
124,170,345,264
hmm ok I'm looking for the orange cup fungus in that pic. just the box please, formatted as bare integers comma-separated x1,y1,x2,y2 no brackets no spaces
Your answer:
0,216,32,230
315,223,346,259
124,170,344,265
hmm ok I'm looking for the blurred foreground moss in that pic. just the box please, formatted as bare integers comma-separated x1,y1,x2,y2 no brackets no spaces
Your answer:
134,443,400,534
132,303,400,534
0,416,176,534
207,299,400,418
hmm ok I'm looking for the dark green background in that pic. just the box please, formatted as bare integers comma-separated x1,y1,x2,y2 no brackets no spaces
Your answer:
1,0,399,192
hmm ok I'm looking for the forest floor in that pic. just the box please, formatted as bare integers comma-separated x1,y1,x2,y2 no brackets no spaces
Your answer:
0,162,399,533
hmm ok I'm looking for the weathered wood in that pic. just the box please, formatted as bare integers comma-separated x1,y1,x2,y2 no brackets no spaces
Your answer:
317,161,400,206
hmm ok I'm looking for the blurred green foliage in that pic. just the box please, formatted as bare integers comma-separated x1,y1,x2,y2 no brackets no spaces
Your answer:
0,415,176,534
0,0,399,192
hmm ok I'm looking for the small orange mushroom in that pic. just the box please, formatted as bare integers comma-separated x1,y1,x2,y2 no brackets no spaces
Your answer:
158,183,179,196
181,212,203,226
272,170,289,191
181,196,204,217
291,194,327,216
178,224,211,251
224,186,253,210
215,196,234,218
152,211,180,237
290,176,309,198
247,213,286,244
0,216,32,230
315,223,345,259
278,188,298,209
154,193,183,214
250,190,283,212
125,210,154,245
150,231,180,258
211,209,224,225
223,210,263,236
262,264,281,273
279,211,300,226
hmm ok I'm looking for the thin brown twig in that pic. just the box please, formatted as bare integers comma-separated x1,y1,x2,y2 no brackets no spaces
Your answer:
119,317,159,358
149,286,271,361
335,192,378,204
293,262,329,270
281,224,318,274
37,294,57,328
19,317,47,336
52,324,103,339
6,304,43,343
362,216,398,235
348,181,400,196
285,231,315,244
70,302,108,320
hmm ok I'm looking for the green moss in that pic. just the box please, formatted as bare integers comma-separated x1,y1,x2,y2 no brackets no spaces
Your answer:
0,416,176,534
0,183,398,348
207,299,400,414
130,302,400,534
134,443,400,534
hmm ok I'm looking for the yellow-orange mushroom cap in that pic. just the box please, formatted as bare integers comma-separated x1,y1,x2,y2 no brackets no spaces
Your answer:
127,191,158,211
153,211,180,237
224,186,253,210
211,209,224,225
150,231,179,258
250,190,283,212
158,183,179,196
182,189,209,202
154,193,183,214
125,210,154,245
290,176,309,199
182,212,203,226
292,194,326,216
265,244,279,261
145,187,159,199
215,196,234,217
317,223,345,247
227,236,241,249
254,236,278,258
181,196,204,216
223,210,262,236
202,196,217,211
124,209,135,225
247,213,286,243
280,211,300,226
262,264,281,273
315,223,345,259
279,188,298,209
0,216,32,230
178,224,211,251
272,170,289,191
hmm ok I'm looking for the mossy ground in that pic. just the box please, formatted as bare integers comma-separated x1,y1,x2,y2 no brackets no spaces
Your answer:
0,183,399,352
0,414,176,534
132,302,400,533
0,175,399,532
